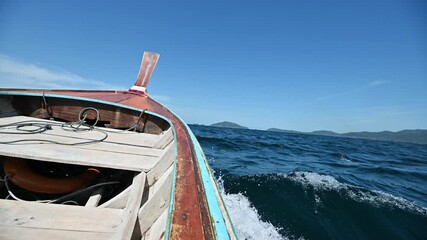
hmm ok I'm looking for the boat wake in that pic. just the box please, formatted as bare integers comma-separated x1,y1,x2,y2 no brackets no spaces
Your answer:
216,177,288,240
216,172,427,239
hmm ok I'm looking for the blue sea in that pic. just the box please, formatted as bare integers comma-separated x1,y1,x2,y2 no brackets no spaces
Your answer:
190,125,427,240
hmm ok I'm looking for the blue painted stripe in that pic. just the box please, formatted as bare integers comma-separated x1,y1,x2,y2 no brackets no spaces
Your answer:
187,127,231,239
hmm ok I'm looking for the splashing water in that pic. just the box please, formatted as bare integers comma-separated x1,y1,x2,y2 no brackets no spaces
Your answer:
217,176,287,240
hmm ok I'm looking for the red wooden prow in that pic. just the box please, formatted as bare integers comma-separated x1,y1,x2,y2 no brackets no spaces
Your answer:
129,52,160,93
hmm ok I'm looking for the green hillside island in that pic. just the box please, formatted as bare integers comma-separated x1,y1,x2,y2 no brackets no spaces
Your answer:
267,128,427,145
210,121,249,129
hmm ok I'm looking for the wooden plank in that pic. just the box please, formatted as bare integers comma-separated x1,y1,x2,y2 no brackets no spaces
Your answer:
0,127,163,157
85,187,104,207
149,165,173,197
144,208,168,240
0,128,164,158
138,167,173,234
147,142,174,186
152,127,173,149
113,172,146,240
0,199,121,233
0,115,162,149
99,186,131,209
0,226,113,240
0,115,169,171
0,143,160,172
45,127,160,149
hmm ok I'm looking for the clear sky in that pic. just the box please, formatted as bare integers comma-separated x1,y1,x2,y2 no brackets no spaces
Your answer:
1,0,426,132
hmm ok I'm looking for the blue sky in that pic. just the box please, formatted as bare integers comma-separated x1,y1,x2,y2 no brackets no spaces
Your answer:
1,0,426,132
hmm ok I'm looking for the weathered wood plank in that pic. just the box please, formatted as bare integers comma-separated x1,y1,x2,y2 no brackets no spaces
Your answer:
0,115,170,171
45,127,160,149
99,185,131,209
152,127,173,149
0,226,113,240
139,167,173,234
0,143,160,171
144,208,168,240
0,115,162,149
113,172,146,240
147,142,174,186
85,188,104,207
0,129,163,158
0,131,163,157
149,165,173,197
0,199,121,233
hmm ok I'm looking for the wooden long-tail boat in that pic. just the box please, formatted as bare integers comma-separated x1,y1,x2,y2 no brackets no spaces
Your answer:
0,52,237,240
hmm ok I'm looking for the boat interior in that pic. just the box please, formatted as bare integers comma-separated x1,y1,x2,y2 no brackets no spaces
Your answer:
0,93,175,240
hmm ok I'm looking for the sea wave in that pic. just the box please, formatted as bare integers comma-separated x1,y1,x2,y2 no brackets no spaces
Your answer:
216,177,288,240
194,125,427,239
196,135,292,152
220,172,427,239
283,172,427,216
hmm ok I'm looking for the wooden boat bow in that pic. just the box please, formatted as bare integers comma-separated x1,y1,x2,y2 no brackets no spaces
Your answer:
0,52,237,239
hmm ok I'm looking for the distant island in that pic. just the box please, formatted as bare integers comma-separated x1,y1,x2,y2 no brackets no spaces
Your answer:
192,122,427,144
210,121,248,129
267,128,427,144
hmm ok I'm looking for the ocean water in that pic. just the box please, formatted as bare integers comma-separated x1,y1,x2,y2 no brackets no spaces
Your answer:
190,125,427,240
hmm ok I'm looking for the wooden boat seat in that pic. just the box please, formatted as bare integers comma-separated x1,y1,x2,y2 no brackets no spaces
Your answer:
0,199,121,240
0,116,173,172
0,172,147,240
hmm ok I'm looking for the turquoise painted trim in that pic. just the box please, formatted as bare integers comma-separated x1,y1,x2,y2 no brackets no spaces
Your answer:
0,91,178,239
200,150,239,239
186,127,230,239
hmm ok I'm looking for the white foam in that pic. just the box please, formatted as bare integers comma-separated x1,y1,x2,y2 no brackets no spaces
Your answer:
339,153,352,162
216,177,287,240
348,189,427,215
284,172,427,215
285,172,343,191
